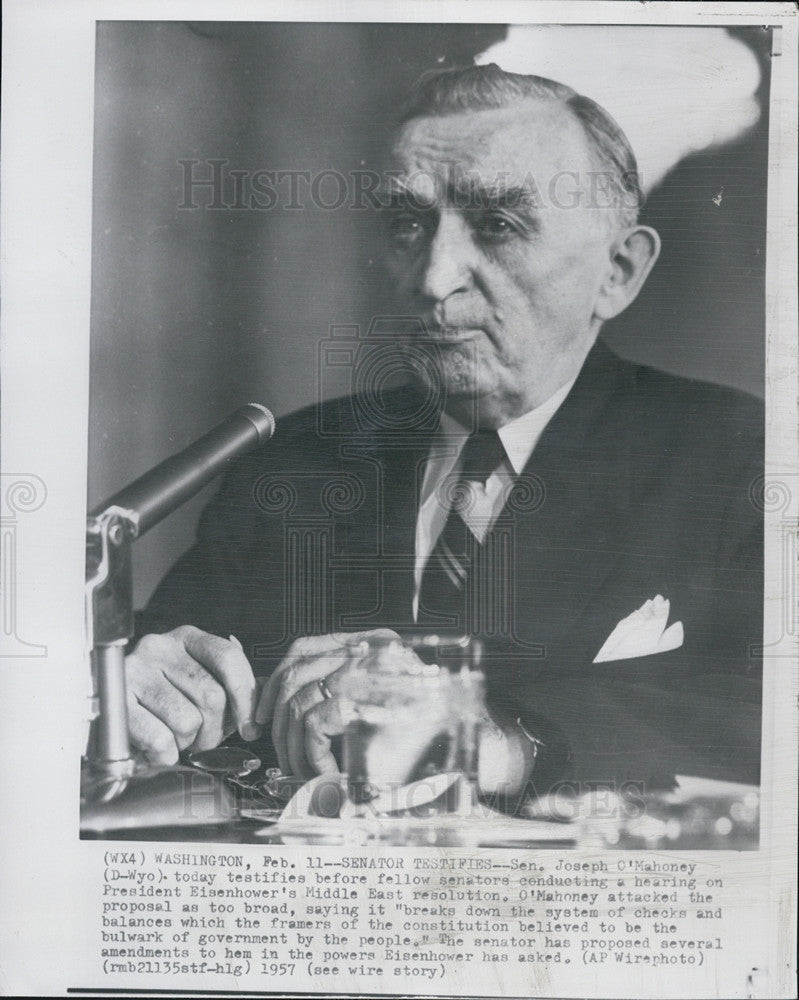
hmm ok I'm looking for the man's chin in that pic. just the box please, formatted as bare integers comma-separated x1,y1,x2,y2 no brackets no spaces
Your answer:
407,367,486,419
409,365,481,395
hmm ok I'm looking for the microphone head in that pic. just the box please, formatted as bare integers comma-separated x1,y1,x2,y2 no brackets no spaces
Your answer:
241,403,276,443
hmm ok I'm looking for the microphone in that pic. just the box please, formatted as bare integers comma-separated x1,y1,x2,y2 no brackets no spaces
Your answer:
92,403,275,537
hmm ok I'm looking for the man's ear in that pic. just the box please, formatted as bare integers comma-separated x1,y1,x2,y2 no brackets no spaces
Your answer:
593,225,661,322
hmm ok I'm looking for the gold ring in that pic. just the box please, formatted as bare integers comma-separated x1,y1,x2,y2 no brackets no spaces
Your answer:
317,676,333,700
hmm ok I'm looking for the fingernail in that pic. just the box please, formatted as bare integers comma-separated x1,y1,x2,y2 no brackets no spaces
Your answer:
229,634,244,651
240,721,262,741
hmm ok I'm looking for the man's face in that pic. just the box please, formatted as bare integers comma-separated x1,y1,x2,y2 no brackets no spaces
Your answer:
381,99,618,426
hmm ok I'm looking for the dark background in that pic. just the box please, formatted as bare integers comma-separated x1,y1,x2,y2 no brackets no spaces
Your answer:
89,23,771,607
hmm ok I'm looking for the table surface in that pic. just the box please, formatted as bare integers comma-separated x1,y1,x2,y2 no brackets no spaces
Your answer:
81,771,759,850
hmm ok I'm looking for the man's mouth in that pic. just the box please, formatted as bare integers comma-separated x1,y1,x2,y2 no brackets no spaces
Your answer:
422,322,482,342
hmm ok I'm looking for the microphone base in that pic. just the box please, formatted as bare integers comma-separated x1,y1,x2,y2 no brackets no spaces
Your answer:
80,759,236,833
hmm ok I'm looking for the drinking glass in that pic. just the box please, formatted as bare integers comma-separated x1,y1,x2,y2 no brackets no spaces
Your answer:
341,634,486,809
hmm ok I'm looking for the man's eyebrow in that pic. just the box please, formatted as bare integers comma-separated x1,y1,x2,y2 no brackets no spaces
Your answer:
448,182,540,209
376,178,540,212
376,179,436,210
380,189,422,206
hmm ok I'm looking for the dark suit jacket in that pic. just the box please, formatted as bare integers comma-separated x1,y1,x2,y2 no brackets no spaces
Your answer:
139,340,763,793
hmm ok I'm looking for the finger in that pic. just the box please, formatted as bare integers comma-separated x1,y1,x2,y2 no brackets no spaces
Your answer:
126,648,206,750
244,677,266,737
268,628,394,753
126,692,181,765
160,655,230,751
271,655,350,773
284,680,331,779
256,661,289,730
139,683,205,752
256,636,350,728
303,698,357,776
178,627,261,741
256,629,399,727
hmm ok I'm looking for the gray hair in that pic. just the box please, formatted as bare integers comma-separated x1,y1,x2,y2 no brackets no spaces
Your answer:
398,63,643,228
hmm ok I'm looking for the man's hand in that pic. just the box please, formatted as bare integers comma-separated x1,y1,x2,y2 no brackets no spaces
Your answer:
125,626,262,765
477,712,538,799
253,628,539,798
255,629,400,779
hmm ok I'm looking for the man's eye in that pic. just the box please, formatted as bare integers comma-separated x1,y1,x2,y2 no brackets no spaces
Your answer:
474,212,517,241
387,213,425,245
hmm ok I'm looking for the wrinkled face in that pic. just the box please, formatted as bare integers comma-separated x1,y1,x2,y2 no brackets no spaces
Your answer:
381,99,618,426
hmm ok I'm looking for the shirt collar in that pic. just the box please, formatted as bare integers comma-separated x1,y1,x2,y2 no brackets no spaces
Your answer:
437,375,578,475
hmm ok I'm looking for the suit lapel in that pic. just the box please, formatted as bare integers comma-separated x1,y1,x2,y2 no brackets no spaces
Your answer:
493,340,636,660
334,392,434,631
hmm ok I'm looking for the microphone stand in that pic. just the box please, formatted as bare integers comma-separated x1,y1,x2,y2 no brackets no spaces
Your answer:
85,503,138,782
80,405,274,834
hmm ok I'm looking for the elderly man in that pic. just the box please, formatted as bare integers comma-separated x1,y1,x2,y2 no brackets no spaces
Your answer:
126,66,763,802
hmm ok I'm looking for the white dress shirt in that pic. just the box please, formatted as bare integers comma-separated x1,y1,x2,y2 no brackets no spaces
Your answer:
413,377,577,620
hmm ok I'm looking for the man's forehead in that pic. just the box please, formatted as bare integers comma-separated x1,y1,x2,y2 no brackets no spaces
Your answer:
385,98,592,192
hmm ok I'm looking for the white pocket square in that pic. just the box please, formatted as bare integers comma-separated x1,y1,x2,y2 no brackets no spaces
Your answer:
593,594,683,664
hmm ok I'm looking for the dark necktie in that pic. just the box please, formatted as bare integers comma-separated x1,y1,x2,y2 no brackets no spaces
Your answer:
418,430,507,630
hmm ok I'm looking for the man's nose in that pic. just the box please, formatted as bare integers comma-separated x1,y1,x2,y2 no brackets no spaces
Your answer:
417,212,473,304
